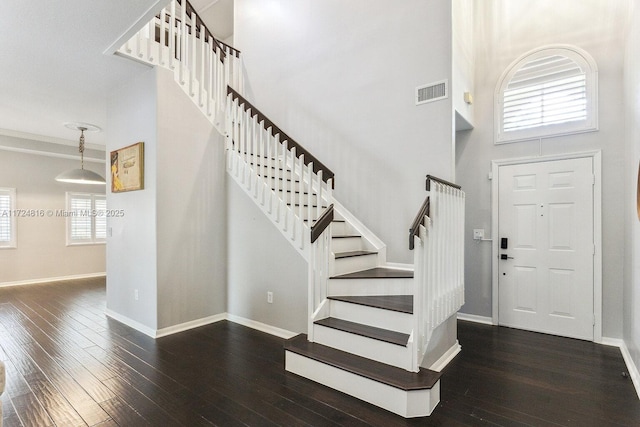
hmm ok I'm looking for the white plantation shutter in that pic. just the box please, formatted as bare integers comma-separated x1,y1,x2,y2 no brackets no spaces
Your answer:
0,188,16,247
496,46,597,143
94,197,107,240
70,195,92,240
67,193,106,244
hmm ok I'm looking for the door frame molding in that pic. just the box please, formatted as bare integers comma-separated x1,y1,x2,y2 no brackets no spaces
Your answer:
491,150,602,342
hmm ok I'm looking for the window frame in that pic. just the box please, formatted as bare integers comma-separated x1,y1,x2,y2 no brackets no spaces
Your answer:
65,192,106,246
0,187,17,249
495,45,598,144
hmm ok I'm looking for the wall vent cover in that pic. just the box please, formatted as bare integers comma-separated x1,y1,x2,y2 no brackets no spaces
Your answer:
416,80,448,105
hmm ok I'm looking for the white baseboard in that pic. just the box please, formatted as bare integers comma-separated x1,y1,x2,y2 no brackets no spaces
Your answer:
156,313,227,338
429,341,461,372
457,312,494,325
0,272,106,288
600,337,640,401
619,341,640,400
105,308,158,338
226,314,298,339
104,307,298,340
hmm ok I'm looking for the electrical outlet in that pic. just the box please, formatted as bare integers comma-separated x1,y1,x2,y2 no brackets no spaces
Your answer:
134,289,139,301
267,291,273,304
473,229,484,240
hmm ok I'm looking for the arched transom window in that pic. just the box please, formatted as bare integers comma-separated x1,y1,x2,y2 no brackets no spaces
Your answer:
495,45,598,144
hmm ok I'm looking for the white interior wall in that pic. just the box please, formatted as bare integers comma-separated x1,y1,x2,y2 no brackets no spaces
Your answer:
456,0,631,338
156,68,227,329
106,67,159,331
0,147,106,284
234,0,453,264
624,0,640,385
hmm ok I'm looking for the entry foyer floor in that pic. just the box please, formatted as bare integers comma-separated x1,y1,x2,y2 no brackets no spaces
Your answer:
0,277,639,426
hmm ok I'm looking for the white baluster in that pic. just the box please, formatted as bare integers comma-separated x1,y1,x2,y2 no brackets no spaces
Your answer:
199,24,205,106
147,22,153,61
297,154,304,232
189,12,197,96
224,52,231,90
265,129,273,213
307,163,313,228
169,1,176,69
316,170,323,220
136,25,143,58
258,123,266,205
207,36,214,116
274,138,284,224
179,1,186,83
159,10,166,65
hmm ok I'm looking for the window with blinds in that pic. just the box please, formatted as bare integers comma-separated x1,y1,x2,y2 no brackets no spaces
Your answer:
496,46,598,144
66,193,106,245
0,188,16,248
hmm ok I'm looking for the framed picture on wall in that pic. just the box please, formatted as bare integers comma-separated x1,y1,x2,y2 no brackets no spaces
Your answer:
111,142,144,193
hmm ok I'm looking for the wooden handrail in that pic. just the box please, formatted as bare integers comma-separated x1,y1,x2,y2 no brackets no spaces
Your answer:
174,0,227,60
217,39,241,58
227,86,336,187
426,174,461,191
409,197,429,250
311,204,334,243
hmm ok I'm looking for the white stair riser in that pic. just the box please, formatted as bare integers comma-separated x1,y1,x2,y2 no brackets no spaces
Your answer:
329,300,413,334
285,351,439,418
331,253,378,276
330,221,353,236
328,277,413,296
312,324,412,370
331,236,365,253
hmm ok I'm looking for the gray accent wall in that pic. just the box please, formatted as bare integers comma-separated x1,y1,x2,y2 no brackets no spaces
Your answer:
456,0,631,339
106,67,228,332
155,68,227,329
106,67,159,330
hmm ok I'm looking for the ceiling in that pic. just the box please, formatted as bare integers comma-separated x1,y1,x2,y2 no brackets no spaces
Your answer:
0,0,233,149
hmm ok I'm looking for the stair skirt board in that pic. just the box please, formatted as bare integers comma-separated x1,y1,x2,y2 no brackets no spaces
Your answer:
312,324,412,370
285,351,440,418
328,299,412,334
328,277,413,296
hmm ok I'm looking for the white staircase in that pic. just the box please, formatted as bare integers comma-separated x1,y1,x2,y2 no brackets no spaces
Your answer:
114,0,465,418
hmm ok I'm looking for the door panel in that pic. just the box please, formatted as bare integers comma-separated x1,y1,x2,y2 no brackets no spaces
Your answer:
498,157,594,340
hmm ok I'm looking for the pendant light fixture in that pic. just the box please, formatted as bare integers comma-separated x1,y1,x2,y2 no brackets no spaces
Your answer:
56,123,106,185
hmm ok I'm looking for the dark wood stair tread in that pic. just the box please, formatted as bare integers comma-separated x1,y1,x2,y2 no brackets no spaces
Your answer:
334,250,377,259
332,235,361,239
314,317,409,346
331,267,414,279
328,295,413,314
285,334,441,391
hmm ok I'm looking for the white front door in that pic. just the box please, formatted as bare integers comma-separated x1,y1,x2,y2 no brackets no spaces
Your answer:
498,157,594,340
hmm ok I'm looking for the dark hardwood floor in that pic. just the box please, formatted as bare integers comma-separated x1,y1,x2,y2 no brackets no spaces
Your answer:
1,277,639,426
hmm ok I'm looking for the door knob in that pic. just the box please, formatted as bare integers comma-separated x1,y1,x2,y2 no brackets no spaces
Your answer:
500,254,514,260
